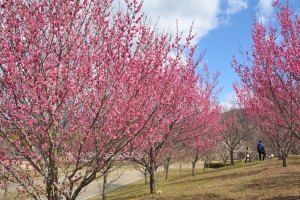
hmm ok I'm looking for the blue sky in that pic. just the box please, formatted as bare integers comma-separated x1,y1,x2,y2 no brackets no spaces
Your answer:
199,0,299,108
117,0,299,107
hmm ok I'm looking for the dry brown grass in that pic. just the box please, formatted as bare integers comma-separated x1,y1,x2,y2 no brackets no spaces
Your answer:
89,155,300,200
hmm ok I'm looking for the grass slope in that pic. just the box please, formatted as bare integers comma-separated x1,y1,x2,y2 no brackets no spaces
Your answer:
89,155,300,200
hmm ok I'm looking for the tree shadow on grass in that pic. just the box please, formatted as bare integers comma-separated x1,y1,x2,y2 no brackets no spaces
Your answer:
266,196,300,200
247,174,300,191
107,185,150,200
155,162,262,185
180,193,234,200
164,167,267,187
110,192,235,200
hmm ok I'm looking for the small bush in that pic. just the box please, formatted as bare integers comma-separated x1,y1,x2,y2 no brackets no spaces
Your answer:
208,162,229,168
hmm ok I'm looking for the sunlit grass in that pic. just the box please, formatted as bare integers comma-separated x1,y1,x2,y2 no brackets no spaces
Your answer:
89,156,300,200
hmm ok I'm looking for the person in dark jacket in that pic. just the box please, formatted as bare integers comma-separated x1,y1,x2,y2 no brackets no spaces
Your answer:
257,141,266,161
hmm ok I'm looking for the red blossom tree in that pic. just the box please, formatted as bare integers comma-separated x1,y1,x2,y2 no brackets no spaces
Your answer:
0,0,219,199
181,74,223,176
233,0,300,147
234,88,298,167
129,65,223,193
187,117,223,176
233,0,300,167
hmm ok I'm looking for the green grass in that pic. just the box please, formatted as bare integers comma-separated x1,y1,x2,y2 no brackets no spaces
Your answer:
89,156,300,200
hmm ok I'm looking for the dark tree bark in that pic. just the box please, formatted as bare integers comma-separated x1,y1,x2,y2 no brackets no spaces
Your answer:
230,150,234,165
102,173,108,200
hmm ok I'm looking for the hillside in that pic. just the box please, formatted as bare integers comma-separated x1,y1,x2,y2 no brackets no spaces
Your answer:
90,156,300,200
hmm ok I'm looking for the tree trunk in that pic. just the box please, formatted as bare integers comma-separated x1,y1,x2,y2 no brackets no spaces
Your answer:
148,150,157,194
165,166,168,179
4,180,7,200
149,166,156,194
282,156,287,167
144,168,148,184
281,151,288,167
102,173,108,200
46,179,51,199
192,161,196,176
165,158,170,179
46,174,54,199
179,164,182,174
230,150,234,165
45,158,60,199
53,166,59,200
192,154,198,176
278,150,288,167
206,161,211,169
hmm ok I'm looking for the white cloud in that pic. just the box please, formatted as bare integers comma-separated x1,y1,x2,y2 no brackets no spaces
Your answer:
225,91,238,102
220,102,235,112
113,0,248,45
255,0,274,25
226,0,248,15
139,0,221,44
113,0,223,45
220,91,239,112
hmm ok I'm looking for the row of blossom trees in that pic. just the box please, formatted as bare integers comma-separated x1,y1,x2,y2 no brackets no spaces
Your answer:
0,0,223,199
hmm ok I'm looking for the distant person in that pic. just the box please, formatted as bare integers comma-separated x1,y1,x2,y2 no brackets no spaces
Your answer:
245,147,251,163
257,141,266,161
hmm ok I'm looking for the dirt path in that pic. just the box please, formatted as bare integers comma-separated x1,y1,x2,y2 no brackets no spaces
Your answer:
81,163,203,200
79,169,145,200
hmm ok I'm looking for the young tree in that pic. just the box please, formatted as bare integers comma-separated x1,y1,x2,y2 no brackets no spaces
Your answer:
267,128,298,167
186,105,223,176
221,109,254,165
0,0,211,199
290,141,300,155
217,144,230,167
130,66,222,193
188,129,221,176
234,89,298,167
180,71,223,176
189,148,202,176
173,146,191,174
131,161,148,184
202,152,216,171
96,160,125,200
162,147,174,180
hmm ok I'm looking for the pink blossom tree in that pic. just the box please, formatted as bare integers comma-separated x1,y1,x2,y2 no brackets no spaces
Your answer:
0,0,217,199
233,0,300,166
187,109,223,176
233,0,300,143
173,69,223,177
234,88,298,167
129,65,222,193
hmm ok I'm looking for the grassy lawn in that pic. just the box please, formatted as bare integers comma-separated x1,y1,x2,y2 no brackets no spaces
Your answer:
89,155,300,200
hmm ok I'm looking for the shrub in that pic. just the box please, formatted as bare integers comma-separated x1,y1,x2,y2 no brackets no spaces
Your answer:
208,162,230,168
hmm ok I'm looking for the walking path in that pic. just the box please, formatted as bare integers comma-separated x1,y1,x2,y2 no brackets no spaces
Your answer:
80,164,203,200
79,169,145,200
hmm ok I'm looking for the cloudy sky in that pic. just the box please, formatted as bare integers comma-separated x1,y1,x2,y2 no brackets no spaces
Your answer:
116,0,299,108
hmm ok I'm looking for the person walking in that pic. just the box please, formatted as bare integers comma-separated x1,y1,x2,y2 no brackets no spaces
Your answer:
245,147,251,163
257,141,266,161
